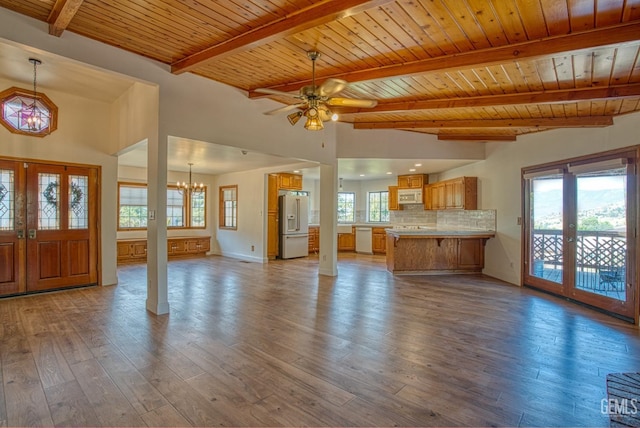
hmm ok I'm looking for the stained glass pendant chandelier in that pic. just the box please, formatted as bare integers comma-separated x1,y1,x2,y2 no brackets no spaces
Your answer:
21,58,48,132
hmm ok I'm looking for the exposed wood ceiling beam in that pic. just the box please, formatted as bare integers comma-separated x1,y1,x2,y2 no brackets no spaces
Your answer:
171,0,394,74
332,84,640,114
248,21,640,96
353,117,613,130
47,0,84,37
437,135,518,142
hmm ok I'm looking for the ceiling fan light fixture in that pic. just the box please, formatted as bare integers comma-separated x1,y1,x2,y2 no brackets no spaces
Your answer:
287,111,302,126
304,116,324,131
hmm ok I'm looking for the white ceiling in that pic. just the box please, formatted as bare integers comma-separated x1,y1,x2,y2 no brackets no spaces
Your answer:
1,38,480,180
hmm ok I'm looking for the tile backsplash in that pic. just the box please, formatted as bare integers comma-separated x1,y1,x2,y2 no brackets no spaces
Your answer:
390,204,496,230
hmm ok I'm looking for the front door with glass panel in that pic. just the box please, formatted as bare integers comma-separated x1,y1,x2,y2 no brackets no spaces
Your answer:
524,151,637,321
0,159,98,296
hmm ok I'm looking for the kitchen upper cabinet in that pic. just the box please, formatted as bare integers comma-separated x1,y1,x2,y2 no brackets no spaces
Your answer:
278,173,302,190
388,186,399,210
425,177,477,210
397,174,428,189
423,185,432,210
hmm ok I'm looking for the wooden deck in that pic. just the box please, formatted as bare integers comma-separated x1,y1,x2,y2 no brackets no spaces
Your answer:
1,253,639,426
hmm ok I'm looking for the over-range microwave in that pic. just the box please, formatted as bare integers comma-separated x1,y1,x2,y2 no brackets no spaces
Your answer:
398,189,423,204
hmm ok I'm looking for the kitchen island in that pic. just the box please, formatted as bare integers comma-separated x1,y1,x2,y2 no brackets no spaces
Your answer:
386,227,495,274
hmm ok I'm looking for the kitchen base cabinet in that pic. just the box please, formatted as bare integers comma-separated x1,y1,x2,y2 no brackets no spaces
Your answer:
385,232,492,274
308,226,319,253
338,229,355,251
117,237,210,264
372,227,388,254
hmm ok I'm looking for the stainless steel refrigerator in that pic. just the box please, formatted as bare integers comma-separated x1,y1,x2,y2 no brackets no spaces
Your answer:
279,194,309,259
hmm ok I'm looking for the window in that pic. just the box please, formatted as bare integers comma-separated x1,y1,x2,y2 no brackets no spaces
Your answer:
219,185,237,229
337,192,355,223
368,191,389,222
119,183,148,229
118,182,207,230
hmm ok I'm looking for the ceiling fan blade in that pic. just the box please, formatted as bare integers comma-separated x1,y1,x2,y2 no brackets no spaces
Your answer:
263,103,306,115
254,87,300,99
318,78,348,97
327,97,378,108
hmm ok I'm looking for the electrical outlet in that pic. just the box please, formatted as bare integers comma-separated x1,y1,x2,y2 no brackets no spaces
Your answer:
251,245,254,252
517,216,522,225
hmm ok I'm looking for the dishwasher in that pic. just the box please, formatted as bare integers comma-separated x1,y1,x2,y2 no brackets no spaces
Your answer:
355,227,373,254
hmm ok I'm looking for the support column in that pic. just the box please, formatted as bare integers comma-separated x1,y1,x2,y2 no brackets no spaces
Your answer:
318,163,338,276
146,135,169,315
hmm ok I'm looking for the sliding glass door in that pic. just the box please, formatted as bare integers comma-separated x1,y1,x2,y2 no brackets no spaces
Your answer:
523,149,637,321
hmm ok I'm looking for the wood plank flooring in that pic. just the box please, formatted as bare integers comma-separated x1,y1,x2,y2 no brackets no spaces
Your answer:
1,253,639,426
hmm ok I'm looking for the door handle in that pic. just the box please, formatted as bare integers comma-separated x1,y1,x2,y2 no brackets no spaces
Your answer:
17,230,25,239
567,237,574,242
28,229,36,239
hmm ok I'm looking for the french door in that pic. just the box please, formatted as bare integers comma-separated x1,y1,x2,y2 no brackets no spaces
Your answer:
0,158,98,296
523,149,638,321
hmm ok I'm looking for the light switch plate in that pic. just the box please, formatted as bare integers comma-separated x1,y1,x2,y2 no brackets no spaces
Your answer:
149,210,156,220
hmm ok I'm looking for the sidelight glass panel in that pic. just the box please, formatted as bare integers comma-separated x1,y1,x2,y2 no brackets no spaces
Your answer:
529,173,563,284
69,175,88,229
574,167,627,301
38,173,60,230
0,169,14,231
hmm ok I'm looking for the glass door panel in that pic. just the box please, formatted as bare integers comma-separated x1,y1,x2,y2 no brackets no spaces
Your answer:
529,172,564,285
574,167,627,302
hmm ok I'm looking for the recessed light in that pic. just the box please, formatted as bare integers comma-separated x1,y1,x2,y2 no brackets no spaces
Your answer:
386,171,392,175
409,168,416,172
414,163,422,167
293,170,300,173
359,174,365,177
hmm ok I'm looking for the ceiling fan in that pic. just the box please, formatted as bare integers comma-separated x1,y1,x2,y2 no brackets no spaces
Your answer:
255,51,378,131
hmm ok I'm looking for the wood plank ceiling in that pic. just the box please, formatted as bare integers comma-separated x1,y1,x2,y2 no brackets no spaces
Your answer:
2,0,639,141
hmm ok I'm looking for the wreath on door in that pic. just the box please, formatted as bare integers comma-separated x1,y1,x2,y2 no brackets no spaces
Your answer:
43,181,83,210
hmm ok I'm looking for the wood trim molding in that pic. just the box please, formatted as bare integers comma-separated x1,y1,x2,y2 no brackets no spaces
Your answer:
354,117,614,130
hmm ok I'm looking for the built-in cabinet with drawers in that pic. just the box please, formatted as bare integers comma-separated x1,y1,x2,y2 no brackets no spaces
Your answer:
117,237,210,264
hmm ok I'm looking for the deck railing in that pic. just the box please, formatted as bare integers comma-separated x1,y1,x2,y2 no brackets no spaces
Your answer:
532,229,626,292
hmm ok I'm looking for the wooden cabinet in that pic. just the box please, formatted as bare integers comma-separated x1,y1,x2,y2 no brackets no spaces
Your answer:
372,227,388,254
117,237,210,264
337,227,355,251
388,185,399,210
398,174,428,189
425,177,477,210
423,185,432,210
277,173,302,190
308,226,319,253
167,237,210,258
457,238,483,269
117,239,147,264
428,183,446,210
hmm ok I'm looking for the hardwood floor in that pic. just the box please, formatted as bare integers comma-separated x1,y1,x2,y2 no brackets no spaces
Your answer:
1,253,639,427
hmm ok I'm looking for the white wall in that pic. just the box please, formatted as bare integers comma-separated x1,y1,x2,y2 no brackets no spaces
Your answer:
438,113,640,285
0,77,119,286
